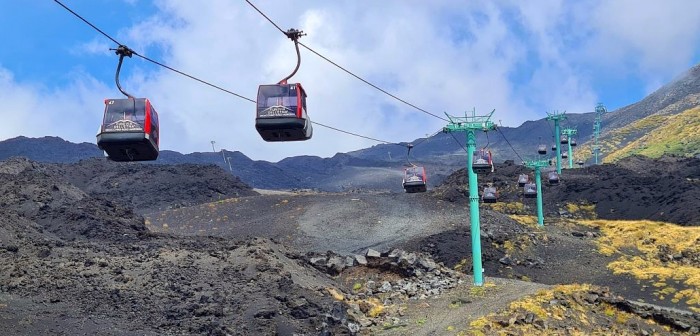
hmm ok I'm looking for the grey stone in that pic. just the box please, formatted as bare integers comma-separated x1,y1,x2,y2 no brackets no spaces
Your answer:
310,257,326,266
345,256,355,268
354,254,367,265
366,249,381,258
326,256,346,274
379,281,392,293
418,257,437,271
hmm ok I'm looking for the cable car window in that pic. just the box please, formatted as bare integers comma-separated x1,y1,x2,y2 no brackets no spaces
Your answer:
103,99,145,132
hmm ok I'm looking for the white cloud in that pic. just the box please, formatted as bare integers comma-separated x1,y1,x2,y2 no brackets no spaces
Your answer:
3,1,700,161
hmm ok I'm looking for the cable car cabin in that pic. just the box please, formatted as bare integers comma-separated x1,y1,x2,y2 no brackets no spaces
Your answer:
472,149,493,174
576,159,584,166
538,144,547,155
482,186,498,203
402,166,427,193
570,138,577,146
523,183,537,198
560,135,569,144
548,171,560,184
551,144,556,151
96,98,159,161
255,83,312,142
518,174,529,187
562,151,569,159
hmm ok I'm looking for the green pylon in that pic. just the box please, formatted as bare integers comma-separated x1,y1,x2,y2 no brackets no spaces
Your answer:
561,127,578,169
546,110,567,174
592,103,608,164
443,108,497,287
524,160,550,226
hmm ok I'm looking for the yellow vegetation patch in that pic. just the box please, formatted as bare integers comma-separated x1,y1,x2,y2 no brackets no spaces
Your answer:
326,287,345,301
579,219,700,310
508,215,539,227
488,201,526,214
469,284,662,334
604,107,700,162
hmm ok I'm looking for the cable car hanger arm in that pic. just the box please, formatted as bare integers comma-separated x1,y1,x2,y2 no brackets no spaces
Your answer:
110,45,135,99
279,29,306,85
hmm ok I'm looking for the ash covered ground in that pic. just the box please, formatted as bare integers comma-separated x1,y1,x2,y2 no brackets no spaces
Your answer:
0,156,698,335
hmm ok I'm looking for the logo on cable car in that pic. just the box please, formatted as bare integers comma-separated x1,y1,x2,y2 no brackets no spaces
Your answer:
260,106,294,117
105,119,143,132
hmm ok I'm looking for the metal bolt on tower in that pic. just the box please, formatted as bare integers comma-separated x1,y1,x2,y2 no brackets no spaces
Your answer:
561,127,578,169
546,110,567,174
523,159,550,226
442,108,497,287
592,103,608,164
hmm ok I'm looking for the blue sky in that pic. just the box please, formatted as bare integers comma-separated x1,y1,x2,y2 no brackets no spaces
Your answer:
2,0,700,162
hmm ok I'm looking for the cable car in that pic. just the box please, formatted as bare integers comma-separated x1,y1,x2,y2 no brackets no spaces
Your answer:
255,28,312,142
482,186,498,203
96,45,159,162
570,138,577,146
551,144,556,151
562,151,568,159
523,182,537,198
518,174,529,187
576,159,584,166
255,83,312,141
97,98,159,161
548,171,559,184
560,135,569,144
472,149,493,174
538,144,547,155
403,166,427,193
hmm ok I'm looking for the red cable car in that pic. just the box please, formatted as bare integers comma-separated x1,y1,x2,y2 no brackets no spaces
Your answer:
403,166,427,193
472,149,494,174
255,28,312,142
96,45,159,161
256,83,312,141
548,171,560,184
97,98,159,161
518,174,529,187
482,186,498,203
523,182,537,198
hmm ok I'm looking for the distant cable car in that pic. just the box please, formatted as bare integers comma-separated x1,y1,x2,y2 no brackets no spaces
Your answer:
570,138,577,146
255,28,312,142
560,135,568,144
548,171,559,184
518,174,529,187
523,182,537,198
576,159,584,166
403,166,427,193
472,149,494,174
96,45,159,161
551,144,557,151
538,144,547,155
562,151,568,159
482,186,498,203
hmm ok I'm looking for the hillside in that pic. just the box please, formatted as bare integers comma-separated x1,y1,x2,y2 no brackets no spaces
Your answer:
575,63,700,164
600,106,700,162
1,156,699,334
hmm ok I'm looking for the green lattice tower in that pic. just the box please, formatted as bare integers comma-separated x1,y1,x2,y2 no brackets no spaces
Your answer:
443,108,497,287
592,103,608,164
524,159,550,226
561,127,578,169
546,110,567,174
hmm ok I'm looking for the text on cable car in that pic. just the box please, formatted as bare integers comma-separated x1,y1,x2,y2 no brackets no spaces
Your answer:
105,120,143,132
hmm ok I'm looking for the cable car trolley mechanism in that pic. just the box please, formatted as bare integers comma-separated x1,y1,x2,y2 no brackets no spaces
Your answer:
97,45,160,162
256,29,312,142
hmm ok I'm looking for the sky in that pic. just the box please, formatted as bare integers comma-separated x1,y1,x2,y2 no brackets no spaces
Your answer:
2,0,700,162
